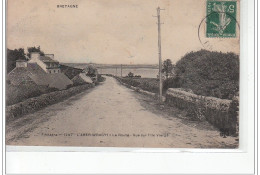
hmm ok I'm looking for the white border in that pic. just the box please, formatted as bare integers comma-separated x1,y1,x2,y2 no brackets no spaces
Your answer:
3,0,256,174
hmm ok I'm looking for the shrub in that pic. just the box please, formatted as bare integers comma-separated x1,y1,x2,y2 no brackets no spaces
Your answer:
118,77,159,93
163,77,180,93
121,78,140,87
173,50,239,100
6,84,94,120
59,64,83,79
6,83,60,106
6,83,42,106
128,72,134,78
97,75,106,82
186,98,206,121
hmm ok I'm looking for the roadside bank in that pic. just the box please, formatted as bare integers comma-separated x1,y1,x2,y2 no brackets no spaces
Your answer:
6,83,94,122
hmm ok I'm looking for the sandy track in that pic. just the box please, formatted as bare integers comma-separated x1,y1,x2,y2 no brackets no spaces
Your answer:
6,76,238,148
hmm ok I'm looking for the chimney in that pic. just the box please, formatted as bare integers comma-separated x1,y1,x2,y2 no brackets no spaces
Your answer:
30,52,40,61
45,54,54,60
16,60,28,68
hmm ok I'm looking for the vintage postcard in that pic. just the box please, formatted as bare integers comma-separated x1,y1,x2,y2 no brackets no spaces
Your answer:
6,0,240,148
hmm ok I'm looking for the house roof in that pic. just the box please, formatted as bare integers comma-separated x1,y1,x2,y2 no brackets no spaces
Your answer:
48,73,73,90
7,67,34,85
79,73,93,83
27,63,47,75
8,63,72,90
16,59,27,62
39,56,59,63
72,73,93,84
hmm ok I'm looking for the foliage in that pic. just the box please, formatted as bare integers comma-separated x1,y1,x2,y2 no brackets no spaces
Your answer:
6,83,42,106
85,65,98,77
97,75,106,82
6,82,59,106
6,84,93,120
186,98,206,121
128,72,134,78
163,77,180,92
162,59,174,79
119,77,159,93
168,50,239,99
7,48,27,73
7,46,46,73
59,64,83,79
27,46,45,58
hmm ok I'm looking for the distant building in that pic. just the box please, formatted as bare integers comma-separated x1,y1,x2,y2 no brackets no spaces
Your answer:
72,73,93,85
8,53,73,90
28,52,61,74
59,64,83,80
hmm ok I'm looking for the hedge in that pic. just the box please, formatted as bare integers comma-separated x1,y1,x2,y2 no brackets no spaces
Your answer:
166,88,239,136
6,84,94,122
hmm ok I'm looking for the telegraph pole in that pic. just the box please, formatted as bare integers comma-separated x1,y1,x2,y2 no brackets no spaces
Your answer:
154,7,164,103
121,64,123,77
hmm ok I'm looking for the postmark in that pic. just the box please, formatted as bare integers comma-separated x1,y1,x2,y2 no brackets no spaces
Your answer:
206,0,237,38
198,0,239,50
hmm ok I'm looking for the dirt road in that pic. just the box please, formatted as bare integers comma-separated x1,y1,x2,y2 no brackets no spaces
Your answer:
6,76,238,148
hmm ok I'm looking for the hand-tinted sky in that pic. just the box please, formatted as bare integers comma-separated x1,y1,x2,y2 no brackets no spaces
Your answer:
7,0,240,64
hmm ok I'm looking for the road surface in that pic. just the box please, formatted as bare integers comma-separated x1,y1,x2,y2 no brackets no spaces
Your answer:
6,76,238,148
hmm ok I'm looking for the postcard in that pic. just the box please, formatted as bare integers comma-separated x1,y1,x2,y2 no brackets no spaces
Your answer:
6,0,240,148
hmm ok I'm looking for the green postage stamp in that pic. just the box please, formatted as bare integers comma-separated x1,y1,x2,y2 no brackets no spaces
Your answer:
206,0,237,37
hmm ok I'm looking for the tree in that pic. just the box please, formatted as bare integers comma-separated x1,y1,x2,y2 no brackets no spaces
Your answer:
85,64,98,77
174,49,239,99
162,59,173,79
7,48,27,73
27,46,45,58
128,72,134,78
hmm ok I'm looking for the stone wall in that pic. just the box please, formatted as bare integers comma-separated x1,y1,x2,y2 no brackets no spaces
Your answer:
166,88,239,135
6,84,94,122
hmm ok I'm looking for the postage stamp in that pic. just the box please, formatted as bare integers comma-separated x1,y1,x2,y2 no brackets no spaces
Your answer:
206,0,237,37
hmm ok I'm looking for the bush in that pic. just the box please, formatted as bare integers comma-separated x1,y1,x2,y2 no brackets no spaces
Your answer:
59,64,83,79
97,74,106,82
66,83,85,89
128,72,134,78
118,77,159,93
163,77,180,93
186,98,206,121
6,83,42,106
6,82,60,106
173,50,239,100
6,84,94,120
166,88,238,136
121,78,140,87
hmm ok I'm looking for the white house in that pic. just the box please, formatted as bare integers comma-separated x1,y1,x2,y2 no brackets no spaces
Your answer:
28,52,61,74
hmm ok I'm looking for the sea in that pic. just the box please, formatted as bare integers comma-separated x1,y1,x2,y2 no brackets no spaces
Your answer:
97,68,159,78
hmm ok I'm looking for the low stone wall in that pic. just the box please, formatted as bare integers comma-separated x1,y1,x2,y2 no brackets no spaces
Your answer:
166,88,239,135
6,84,94,121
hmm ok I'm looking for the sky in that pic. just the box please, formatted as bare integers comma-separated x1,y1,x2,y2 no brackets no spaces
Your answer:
7,0,240,64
